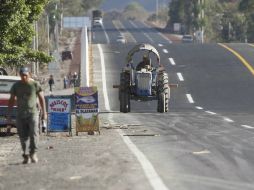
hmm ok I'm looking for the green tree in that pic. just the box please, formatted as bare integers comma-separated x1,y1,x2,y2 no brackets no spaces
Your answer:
239,0,254,42
123,2,149,21
81,0,104,12
0,0,52,68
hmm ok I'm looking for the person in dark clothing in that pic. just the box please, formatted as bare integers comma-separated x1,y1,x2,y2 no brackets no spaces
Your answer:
136,54,150,71
73,72,78,87
48,75,54,92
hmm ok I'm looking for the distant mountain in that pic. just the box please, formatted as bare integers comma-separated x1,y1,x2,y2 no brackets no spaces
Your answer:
100,0,170,12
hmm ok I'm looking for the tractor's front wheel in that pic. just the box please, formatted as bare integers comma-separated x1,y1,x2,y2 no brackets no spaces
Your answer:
120,91,130,113
119,72,131,113
157,72,169,113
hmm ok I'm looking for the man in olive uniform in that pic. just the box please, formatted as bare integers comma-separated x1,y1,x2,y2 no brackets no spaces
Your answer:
8,67,47,164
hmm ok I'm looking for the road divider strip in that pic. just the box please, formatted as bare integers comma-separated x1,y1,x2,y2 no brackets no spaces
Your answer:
113,20,136,43
218,43,254,76
142,22,172,44
98,44,110,111
129,21,154,43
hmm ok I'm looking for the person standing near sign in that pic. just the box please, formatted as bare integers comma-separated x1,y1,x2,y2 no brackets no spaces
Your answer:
48,75,54,92
8,67,47,164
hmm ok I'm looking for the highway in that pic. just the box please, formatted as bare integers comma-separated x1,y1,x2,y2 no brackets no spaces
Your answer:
1,19,254,190
92,19,254,190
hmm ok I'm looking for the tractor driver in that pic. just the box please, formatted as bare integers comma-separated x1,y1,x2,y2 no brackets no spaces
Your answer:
136,54,150,71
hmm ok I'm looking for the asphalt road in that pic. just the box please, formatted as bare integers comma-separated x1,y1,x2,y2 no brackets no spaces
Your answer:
1,19,254,190
92,20,254,190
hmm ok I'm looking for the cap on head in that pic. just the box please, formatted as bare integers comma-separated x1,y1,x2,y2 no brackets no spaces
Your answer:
19,66,29,75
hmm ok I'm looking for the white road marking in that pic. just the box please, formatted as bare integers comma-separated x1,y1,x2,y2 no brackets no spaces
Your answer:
142,22,172,44
98,44,111,111
101,50,169,190
163,49,168,54
223,117,234,123
177,73,184,81
168,58,176,65
130,20,138,28
241,125,254,129
195,106,203,110
205,111,217,115
102,25,110,44
186,94,194,103
117,129,170,190
144,33,154,43
192,149,210,155
158,44,163,47
129,21,154,43
70,176,82,180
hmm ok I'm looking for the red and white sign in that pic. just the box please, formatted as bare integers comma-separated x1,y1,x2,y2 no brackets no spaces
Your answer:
48,98,71,113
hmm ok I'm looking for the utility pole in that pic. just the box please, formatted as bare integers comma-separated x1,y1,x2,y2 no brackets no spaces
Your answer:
47,14,50,55
32,21,38,76
156,0,159,23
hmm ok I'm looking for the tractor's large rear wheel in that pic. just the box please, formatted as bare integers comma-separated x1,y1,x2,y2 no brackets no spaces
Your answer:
157,72,169,113
119,72,130,113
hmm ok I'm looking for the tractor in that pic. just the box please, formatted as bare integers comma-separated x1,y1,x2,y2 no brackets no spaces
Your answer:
114,43,177,113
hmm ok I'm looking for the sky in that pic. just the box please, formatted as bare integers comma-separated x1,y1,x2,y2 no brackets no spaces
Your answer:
100,0,170,12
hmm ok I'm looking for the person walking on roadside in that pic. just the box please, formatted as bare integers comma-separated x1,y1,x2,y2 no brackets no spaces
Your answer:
8,66,47,164
48,75,54,92
63,76,68,89
73,72,78,87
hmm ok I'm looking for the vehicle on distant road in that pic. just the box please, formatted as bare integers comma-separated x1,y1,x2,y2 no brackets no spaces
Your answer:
116,35,126,44
62,50,73,61
92,18,103,28
92,10,103,28
182,35,193,43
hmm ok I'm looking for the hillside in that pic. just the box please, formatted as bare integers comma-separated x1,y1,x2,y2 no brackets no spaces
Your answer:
100,0,170,12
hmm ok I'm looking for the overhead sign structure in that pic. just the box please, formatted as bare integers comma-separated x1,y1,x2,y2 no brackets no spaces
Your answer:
75,87,99,135
47,97,72,135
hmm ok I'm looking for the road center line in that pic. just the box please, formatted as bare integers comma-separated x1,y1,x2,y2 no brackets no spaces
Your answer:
223,117,234,122
241,125,254,129
98,44,110,111
218,43,254,76
163,49,168,54
169,58,176,65
186,94,194,103
205,111,217,115
195,106,203,110
177,73,184,81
